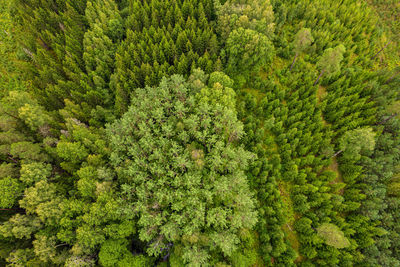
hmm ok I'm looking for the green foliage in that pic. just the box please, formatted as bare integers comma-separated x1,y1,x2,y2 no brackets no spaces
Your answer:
108,74,257,264
0,177,22,208
0,214,42,239
65,255,95,267
208,71,234,88
5,248,36,266
231,230,262,266
315,44,346,82
57,142,88,165
226,28,274,74
19,162,52,185
217,0,275,41
293,28,314,54
0,0,399,266
316,223,350,249
99,239,153,267
198,71,236,111
290,28,313,70
339,127,376,160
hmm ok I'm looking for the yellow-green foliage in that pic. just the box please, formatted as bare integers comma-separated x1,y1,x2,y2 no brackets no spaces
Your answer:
316,223,350,249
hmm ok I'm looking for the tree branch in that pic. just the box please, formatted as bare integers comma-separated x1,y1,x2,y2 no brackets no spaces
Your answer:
290,52,298,71
314,69,325,85
331,150,343,158
385,70,400,84
372,41,391,59
376,113,398,125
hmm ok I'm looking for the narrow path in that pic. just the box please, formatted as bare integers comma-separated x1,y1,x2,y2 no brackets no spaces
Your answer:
328,156,345,195
317,85,345,194
278,181,302,262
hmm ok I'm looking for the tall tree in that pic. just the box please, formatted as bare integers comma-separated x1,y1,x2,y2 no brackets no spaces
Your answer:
314,44,346,85
334,127,376,160
81,0,123,125
290,28,313,71
108,73,258,265
216,0,275,42
225,28,274,74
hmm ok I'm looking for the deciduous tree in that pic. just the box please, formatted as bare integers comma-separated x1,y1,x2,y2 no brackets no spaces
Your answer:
108,74,257,265
290,28,313,71
314,45,346,85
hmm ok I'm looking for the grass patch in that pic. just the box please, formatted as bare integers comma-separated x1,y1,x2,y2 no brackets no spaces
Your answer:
278,181,302,262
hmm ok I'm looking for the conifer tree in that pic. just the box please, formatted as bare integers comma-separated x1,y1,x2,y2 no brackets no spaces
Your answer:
82,0,123,124
113,0,219,115
11,0,89,110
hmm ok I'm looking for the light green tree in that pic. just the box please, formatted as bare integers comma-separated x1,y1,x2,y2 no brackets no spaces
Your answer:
0,177,22,208
334,127,376,160
226,28,274,74
316,223,350,249
107,74,257,265
217,0,275,41
290,28,313,71
314,44,346,85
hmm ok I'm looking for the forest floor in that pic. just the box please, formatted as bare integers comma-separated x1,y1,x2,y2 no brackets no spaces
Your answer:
279,181,303,262
317,85,344,192
257,63,304,262
328,157,345,194
366,0,400,67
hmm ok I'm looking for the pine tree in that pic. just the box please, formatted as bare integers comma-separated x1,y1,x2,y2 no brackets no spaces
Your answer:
82,0,123,124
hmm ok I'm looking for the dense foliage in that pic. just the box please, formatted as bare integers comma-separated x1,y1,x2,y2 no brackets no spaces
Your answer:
108,73,257,265
0,0,399,266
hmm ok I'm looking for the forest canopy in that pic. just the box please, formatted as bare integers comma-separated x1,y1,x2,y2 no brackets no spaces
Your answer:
0,0,399,266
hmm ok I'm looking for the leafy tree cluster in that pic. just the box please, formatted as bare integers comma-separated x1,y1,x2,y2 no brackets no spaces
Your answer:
0,59,261,266
108,72,258,266
216,0,275,77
